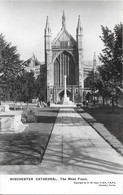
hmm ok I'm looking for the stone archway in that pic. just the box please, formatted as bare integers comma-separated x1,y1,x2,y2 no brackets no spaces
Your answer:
54,51,76,86
83,90,92,102
57,89,72,103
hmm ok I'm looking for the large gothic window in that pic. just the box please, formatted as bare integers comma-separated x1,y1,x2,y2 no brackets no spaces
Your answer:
54,51,75,86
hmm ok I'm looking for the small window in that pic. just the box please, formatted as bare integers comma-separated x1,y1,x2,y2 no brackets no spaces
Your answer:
60,41,68,47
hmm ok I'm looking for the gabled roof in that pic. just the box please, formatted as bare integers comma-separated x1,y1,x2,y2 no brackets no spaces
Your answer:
23,55,41,67
52,28,76,47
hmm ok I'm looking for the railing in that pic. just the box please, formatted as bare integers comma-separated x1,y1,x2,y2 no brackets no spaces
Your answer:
49,85,81,88
47,85,91,90
52,46,77,50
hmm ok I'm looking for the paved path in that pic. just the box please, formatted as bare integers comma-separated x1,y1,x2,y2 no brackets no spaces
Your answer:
40,108,123,174
0,108,123,174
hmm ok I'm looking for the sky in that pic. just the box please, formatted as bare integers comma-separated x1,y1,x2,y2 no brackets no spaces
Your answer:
0,0,123,62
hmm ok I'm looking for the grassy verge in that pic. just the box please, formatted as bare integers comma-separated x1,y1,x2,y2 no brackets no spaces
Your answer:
0,107,59,165
79,105,123,144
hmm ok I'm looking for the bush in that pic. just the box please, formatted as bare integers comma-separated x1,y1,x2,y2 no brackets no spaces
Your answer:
21,110,36,123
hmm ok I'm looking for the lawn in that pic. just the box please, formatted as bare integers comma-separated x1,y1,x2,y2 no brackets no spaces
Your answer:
80,105,123,144
0,106,59,165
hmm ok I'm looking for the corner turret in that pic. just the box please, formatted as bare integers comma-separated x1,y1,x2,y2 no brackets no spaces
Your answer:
76,15,83,49
76,15,84,89
44,16,53,89
76,15,82,35
44,16,52,50
45,16,51,36
93,52,97,71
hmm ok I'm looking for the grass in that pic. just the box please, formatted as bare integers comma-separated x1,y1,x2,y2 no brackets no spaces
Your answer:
1,102,123,165
82,105,123,144
0,106,59,165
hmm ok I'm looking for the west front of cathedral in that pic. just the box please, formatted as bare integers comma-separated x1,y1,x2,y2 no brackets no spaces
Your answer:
25,12,96,104
45,11,84,104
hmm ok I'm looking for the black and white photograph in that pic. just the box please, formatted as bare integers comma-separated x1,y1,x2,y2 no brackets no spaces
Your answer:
0,0,123,194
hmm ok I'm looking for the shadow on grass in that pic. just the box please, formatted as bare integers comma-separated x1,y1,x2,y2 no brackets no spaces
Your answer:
38,108,60,113
10,107,23,111
75,108,86,114
0,107,59,165
1,107,123,174
36,116,57,123
76,106,123,144
0,130,50,165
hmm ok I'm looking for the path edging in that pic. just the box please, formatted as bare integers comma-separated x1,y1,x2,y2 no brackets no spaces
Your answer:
76,109,123,156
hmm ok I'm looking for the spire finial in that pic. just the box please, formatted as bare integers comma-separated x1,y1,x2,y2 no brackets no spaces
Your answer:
62,10,66,29
77,15,81,28
93,52,97,70
46,16,49,29
93,52,96,60
45,16,51,35
76,15,82,35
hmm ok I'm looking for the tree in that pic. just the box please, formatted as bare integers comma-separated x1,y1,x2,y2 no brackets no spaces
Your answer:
19,70,35,108
86,69,104,104
0,34,23,104
35,73,46,106
99,23,123,111
9,75,24,110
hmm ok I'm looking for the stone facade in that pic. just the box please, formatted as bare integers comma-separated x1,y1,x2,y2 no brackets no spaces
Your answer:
45,12,85,103
24,12,96,103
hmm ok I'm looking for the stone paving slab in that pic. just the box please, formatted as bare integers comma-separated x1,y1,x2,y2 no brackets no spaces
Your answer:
40,108,123,174
0,107,123,174
78,110,123,155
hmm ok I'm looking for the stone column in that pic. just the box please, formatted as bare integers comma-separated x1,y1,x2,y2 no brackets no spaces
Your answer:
64,75,67,99
63,75,70,104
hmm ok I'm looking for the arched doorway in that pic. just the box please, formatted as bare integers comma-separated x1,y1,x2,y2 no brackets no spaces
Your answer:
57,89,72,103
54,51,76,86
84,77,90,88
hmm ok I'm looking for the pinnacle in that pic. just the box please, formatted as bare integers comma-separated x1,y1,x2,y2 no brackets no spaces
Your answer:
62,10,66,29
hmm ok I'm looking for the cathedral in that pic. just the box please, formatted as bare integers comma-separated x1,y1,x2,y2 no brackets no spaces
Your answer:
45,11,85,104
25,12,96,103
